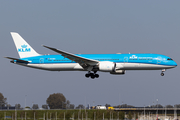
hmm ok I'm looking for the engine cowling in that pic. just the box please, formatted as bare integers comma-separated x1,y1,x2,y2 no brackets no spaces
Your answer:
110,70,125,75
99,62,115,72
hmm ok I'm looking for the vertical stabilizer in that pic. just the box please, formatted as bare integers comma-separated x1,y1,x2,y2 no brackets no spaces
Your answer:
10,32,40,58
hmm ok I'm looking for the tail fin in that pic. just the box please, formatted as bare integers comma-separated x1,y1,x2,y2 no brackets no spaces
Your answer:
10,32,40,58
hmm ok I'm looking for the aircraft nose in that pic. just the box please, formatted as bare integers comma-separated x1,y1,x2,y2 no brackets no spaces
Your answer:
173,61,177,67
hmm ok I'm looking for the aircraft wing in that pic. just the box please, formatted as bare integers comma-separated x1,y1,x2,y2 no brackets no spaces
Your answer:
5,57,30,63
43,45,99,69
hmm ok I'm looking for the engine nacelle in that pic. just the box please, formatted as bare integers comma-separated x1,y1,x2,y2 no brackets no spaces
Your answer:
99,62,115,72
110,70,125,75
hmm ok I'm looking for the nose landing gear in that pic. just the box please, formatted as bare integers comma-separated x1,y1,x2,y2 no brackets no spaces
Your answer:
85,71,99,79
161,69,166,76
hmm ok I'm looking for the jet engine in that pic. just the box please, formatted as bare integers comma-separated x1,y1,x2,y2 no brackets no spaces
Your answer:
99,62,115,72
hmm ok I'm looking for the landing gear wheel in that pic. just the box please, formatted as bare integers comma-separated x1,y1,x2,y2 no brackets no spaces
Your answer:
85,71,99,79
95,74,99,78
91,75,95,79
90,73,94,76
85,74,90,78
161,73,164,76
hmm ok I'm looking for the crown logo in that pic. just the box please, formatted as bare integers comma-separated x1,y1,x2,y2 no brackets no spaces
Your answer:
21,44,27,48
130,55,137,59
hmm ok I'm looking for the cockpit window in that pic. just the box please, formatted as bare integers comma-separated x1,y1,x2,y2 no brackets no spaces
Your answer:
167,58,173,60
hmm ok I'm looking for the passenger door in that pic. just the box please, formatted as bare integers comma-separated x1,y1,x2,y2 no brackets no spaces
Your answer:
157,56,162,64
124,57,128,63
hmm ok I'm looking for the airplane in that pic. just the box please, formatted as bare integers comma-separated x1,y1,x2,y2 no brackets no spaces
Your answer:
5,32,177,79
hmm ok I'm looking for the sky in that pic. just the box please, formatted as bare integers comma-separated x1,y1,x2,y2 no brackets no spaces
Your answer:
0,1,180,108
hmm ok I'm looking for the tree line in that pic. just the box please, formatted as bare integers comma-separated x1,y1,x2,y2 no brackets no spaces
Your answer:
0,92,180,109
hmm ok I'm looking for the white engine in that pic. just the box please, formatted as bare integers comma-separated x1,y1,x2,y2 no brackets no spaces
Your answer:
98,62,125,75
99,61,115,72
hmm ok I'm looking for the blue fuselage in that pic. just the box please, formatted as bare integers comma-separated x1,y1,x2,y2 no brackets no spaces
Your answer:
21,53,177,67
15,53,177,73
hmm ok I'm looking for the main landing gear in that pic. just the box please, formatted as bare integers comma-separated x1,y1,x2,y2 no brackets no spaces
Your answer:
85,71,99,79
161,69,166,76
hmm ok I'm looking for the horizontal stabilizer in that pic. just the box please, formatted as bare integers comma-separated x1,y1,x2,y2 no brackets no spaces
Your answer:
5,57,30,63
